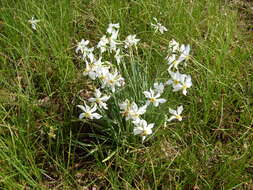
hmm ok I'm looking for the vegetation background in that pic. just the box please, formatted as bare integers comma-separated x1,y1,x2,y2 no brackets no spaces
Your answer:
0,0,252,189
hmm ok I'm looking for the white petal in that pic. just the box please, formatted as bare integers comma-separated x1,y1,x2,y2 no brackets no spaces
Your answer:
79,113,85,119
143,91,151,98
133,127,143,135
169,108,177,115
138,105,147,114
177,106,183,114
153,101,159,107
88,98,96,102
182,89,187,96
92,113,102,119
77,105,86,112
166,80,173,85
90,104,97,113
173,84,183,92
147,123,154,129
158,98,166,104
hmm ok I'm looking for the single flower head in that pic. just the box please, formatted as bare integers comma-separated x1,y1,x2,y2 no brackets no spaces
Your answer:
151,17,168,34
132,119,154,142
124,35,140,48
153,82,164,94
77,103,102,120
114,48,123,64
167,39,180,54
127,102,147,121
178,44,191,63
88,89,110,110
76,39,94,59
168,105,183,122
107,23,120,34
97,35,109,53
143,89,166,107
28,16,40,30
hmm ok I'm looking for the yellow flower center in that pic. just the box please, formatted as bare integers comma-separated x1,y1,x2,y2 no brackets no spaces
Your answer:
176,115,182,120
84,112,91,118
96,98,102,103
173,60,178,65
150,97,156,102
109,79,115,84
142,130,148,136
173,80,179,85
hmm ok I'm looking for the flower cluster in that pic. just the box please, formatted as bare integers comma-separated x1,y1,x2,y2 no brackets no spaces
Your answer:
76,23,140,120
165,39,192,95
76,22,192,143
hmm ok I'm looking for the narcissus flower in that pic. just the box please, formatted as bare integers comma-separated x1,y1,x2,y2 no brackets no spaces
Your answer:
97,35,109,53
124,35,140,48
128,102,147,121
168,105,183,121
172,74,192,95
28,16,40,30
76,39,94,59
88,89,110,109
132,119,154,142
153,82,164,94
178,44,190,63
114,49,123,64
77,103,102,120
119,99,132,118
102,71,125,92
143,89,166,107
166,71,185,88
107,23,120,34
151,17,168,34
167,39,180,54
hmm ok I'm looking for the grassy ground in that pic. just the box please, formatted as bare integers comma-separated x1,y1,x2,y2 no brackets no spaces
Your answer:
0,0,253,189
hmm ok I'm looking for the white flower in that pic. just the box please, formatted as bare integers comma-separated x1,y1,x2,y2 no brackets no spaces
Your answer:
124,35,140,48
88,89,110,109
167,54,183,71
108,30,119,52
153,82,164,94
83,61,97,80
178,44,191,63
77,103,102,120
83,57,108,80
76,39,94,59
96,66,110,81
180,75,192,95
151,17,168,34
28,16,40,30
114,49,123,64
143,89,166,107
132,119,154,142
166,71,186,89
168,105,183,122
107,23,120,34
119,99,132,118
97,35,109,53
127,102,147,121
171,74,192,95
167,39,180,54
103,71,125,92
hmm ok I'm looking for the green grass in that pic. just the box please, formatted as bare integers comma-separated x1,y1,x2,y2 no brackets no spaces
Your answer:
0,0,253,189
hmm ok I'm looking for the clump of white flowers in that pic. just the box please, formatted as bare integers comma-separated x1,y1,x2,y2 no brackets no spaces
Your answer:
76,22,193,143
